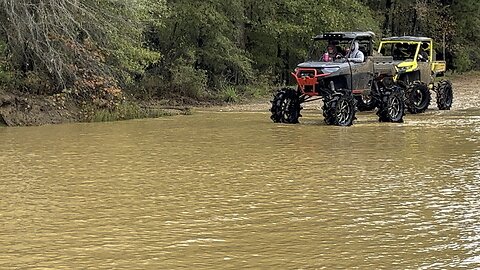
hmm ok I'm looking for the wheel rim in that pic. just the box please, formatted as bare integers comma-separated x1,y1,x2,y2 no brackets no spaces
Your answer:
281,98,291,120
414,89,423,106
388,96,401,119
336,99,351,124
445,86,453,106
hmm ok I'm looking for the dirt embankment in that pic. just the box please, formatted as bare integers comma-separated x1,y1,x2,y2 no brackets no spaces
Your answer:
0,72,479,126
0,90,82,126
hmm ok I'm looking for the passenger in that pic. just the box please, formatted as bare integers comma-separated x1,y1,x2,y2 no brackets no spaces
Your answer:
418,43,429,62
393,43,411,59
346,41,364,63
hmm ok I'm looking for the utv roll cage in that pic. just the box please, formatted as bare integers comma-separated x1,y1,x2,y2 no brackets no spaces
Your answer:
310,31,375,59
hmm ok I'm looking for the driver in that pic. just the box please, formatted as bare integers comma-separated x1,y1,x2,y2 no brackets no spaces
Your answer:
346,41,364,63
322,44,338,62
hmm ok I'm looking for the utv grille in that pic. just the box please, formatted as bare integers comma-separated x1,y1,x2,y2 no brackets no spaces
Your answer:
298,69,323,78
299,70,315,78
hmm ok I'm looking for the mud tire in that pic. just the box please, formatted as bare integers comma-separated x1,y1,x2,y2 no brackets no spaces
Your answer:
377,86,405,123
405,81,431,114
322,93,356,126
270,87,302,124
436,80,453,110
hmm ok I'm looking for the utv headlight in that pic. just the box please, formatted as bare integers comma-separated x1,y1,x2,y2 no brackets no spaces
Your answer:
322,67,340,73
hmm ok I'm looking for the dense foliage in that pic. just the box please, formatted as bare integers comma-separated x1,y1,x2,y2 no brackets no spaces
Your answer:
361,0,480,72
0,0,478,102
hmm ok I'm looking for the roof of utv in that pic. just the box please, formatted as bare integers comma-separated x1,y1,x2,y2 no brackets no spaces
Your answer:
313,31,375,40
382,36,432,42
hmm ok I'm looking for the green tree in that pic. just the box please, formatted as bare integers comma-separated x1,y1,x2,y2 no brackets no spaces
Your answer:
245,0,379,84
360,0,480,72
450,0,480,71
0,0,163,93
143,0,253,98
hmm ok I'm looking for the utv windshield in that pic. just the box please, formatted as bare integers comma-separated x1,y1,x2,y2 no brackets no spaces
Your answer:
307,39,353,62
380,42,419,61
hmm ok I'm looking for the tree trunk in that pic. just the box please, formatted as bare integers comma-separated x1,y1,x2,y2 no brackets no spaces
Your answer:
411,2,418,35
384,0,393,35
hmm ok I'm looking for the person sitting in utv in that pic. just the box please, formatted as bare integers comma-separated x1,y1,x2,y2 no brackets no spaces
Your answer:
346,41,364,63
393,43,403,59
322,44,340,62
418,43,429,62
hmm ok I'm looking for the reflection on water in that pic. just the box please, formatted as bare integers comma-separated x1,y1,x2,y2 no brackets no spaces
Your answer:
0,109,479,269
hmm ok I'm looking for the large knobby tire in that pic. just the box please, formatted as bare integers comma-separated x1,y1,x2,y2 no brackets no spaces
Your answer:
270,88,302,124
355,93,377,112
323,94,356,126
405,81,431,114
377,86,405,123
436,80,453,110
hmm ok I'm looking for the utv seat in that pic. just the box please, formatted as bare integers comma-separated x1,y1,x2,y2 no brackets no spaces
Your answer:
359,45,368,61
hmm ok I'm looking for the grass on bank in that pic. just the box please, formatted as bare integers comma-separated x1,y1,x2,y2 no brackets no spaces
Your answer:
92,82,273,123
87,101,177,123
218,82,274,103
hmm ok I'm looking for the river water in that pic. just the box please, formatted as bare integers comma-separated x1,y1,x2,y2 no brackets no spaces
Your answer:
0,106,479,269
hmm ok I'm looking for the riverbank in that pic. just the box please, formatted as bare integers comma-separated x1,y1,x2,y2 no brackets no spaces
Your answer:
0,89,81,126
0,90,192,126
1,72,479,127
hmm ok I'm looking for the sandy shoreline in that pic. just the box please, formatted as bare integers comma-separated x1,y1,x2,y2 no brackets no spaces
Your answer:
201,73,480,114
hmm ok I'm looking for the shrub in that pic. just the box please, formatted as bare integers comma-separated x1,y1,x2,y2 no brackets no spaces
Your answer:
15,71,55,94
88,101,170,122
170,64,208,99
240,75,273,98
220,85,239,103
453,49,473,73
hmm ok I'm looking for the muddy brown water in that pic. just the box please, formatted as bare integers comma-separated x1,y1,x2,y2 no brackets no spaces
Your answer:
1,78,479,269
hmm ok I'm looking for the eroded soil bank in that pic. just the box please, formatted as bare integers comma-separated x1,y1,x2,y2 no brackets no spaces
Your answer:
0,90,81,126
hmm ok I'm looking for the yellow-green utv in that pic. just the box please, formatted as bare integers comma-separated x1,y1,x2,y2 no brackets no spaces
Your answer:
378,36,453,113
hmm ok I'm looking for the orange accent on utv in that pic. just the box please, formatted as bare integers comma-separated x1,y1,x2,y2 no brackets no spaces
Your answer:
291,68,331,96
